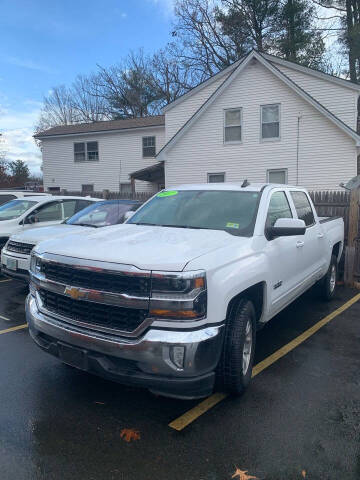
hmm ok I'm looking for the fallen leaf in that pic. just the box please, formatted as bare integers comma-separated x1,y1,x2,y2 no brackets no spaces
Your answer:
301,470,306,478
120,428,141,443
232,467,258,480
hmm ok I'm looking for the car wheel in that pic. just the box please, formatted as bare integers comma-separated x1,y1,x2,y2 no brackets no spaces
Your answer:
321,254,338,301
216,298,256,395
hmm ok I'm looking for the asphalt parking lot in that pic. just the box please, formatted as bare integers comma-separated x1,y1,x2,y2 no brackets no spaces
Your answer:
0,275,359,480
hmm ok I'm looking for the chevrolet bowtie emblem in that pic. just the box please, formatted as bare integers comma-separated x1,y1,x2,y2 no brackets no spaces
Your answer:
64,286,88,300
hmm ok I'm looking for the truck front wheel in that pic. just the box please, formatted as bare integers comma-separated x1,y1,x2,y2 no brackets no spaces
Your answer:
216,298,256,395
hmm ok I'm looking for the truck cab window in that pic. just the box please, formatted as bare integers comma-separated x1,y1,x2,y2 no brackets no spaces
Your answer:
266,191,292,227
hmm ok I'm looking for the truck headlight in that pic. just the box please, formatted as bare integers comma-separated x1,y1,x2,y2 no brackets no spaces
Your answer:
149,271,207,320
30,253,42,274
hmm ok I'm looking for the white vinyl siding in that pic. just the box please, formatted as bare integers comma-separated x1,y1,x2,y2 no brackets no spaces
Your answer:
273,63,359,130
43,127,165,193
165,73,231,142
164,60,357,191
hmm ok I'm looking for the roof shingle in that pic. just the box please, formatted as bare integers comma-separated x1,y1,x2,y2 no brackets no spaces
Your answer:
34,115,165,138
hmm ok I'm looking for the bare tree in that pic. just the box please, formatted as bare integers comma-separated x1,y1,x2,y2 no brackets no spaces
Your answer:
150,46,196,106
94,50,164,118
219,0,279,53
35,85,77,134
312,0,360,83
172,0,241,80
71,74,112,122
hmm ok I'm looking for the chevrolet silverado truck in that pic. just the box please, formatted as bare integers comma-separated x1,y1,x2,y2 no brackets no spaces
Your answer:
26,183,344,399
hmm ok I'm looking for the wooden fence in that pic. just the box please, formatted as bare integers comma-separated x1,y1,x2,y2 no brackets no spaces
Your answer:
60,190,154,202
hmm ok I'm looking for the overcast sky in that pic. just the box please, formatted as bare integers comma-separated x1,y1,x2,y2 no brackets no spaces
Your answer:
0,0,174,174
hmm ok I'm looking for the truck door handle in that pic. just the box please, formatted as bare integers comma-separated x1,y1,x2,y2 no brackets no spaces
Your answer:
296,241,305,248
317,233,324,239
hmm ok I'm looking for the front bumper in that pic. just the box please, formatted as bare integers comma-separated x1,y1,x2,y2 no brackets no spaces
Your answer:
1,249,30,282
26,294,224,399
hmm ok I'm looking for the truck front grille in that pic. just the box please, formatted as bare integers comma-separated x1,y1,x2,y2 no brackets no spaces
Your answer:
7,240,35,255
38,289,148,333
42,262,150,296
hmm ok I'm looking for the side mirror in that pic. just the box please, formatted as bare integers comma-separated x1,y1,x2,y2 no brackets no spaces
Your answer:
266,218,306,240
124,211,135,222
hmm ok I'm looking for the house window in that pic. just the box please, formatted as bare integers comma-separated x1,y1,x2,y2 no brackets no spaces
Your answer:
74,142,99,162
290,191,315,226
143,136,156,157
224,108,242,143
261,104,280,140
120,183,132,194
82,184,94,193
267,169,287,184
208,172,225,183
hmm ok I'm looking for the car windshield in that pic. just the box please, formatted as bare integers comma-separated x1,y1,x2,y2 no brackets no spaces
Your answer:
128,190,260,236
66,201,139,227
0,199,37,221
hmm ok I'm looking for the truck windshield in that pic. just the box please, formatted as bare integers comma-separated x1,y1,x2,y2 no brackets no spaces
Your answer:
0,200,37,221
67,201,139,227
128,190,260,236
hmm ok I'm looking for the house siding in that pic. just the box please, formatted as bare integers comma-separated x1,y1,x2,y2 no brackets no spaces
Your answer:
165,73,231,142
273,63,359,130
165,61,357,191
42,127,165,193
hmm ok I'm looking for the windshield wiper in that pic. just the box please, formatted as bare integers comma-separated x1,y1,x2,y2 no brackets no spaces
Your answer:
71,223,99,228
132,222,157,226
160,224,210,230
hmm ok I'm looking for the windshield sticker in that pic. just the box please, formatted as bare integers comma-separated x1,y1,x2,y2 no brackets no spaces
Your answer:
157,190,178,197
226,222,240,229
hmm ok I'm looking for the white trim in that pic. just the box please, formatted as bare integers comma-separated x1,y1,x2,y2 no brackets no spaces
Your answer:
266,168,288,184
223,107,242,144
260,104,281,142
262,52,360,92
157,50,360,160
207,172,226,183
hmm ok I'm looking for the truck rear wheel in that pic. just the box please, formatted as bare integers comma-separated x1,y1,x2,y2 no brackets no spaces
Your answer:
320,254,338,301
216,298,256,395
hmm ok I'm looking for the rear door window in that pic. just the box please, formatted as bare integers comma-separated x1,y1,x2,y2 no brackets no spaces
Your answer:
290,191,315,226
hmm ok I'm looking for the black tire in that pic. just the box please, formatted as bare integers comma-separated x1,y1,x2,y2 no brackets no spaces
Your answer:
216,298,256,395
320,254,337,301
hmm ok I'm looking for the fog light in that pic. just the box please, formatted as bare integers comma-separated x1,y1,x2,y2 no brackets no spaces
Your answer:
170,346,185,369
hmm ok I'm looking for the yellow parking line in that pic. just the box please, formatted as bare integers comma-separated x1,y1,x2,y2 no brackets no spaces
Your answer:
169,292,360,431
0,279,12,283
0,324,28,335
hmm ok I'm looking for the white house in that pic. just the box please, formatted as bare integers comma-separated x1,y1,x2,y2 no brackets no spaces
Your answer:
36,50,360,193
35,116,166,194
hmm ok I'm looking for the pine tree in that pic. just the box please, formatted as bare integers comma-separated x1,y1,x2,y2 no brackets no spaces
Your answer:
275,0,326,69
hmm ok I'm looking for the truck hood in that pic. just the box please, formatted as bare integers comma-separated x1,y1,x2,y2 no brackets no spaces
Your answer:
34,224,242,271
0,219,18,236
10,224,88,245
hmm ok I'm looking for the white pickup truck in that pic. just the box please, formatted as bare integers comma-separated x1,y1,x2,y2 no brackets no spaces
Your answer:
26,183,344,399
